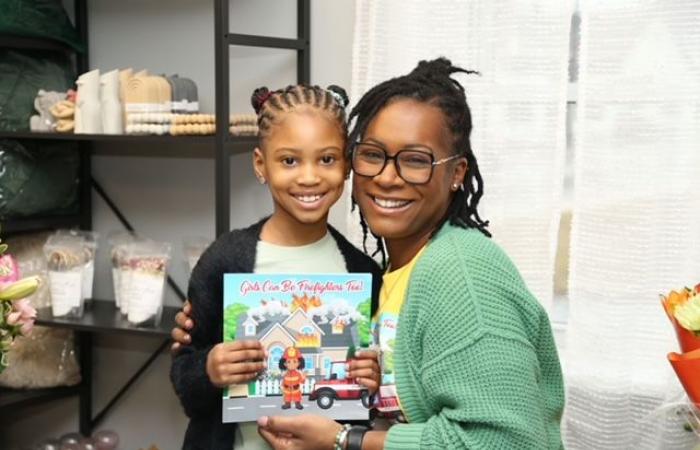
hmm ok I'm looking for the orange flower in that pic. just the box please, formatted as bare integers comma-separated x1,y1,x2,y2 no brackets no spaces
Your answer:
663,289,691,315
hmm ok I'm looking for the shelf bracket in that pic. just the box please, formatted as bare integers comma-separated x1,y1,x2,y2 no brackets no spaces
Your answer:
89,338,170,431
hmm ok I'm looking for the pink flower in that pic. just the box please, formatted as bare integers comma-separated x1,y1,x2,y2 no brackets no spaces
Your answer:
0,254,20,289
8,298,37,336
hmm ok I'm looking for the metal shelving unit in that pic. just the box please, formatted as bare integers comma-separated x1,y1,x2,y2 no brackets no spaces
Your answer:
0,0,311,436
0,131,257,151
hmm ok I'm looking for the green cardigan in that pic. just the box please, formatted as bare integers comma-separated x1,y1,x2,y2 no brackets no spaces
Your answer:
386,223,564,449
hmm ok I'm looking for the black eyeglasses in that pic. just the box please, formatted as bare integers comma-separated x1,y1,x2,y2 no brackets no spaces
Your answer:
351,142,461,185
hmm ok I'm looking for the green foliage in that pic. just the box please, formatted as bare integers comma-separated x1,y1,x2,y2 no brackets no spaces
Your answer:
223,303,249,342
356,297,372,347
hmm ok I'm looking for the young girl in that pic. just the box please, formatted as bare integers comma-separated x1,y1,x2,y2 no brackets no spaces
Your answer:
252,58,565,449
169,84,382,450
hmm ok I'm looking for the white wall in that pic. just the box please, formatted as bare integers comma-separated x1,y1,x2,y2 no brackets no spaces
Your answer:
5,1,355,448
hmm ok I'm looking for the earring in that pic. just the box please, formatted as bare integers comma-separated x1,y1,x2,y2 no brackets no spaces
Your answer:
452,183,460,191
258,177,266,185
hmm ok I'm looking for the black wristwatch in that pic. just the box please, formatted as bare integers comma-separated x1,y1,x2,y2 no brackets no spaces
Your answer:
346,425,369,450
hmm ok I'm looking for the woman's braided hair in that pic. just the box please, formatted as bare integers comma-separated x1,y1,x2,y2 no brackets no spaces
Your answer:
348,57,491,260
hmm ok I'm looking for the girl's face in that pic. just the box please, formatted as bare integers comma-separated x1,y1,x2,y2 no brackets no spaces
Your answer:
352,98,467,246
286,357,300,370
254,110,347,228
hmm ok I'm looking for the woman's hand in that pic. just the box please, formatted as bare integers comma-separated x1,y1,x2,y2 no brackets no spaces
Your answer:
170,300,194,354
348,349,381,396
206,340,267,388
257,415,343,450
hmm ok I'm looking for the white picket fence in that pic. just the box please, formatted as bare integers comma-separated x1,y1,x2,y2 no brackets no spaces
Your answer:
252,377,317,397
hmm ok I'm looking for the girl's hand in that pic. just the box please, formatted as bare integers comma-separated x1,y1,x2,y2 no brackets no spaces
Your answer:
170,300,194,354
348,349,381,395
206,340,267,387
257,415,342,450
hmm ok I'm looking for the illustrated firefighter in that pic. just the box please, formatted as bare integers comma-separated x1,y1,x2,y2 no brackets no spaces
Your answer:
279,346,306,410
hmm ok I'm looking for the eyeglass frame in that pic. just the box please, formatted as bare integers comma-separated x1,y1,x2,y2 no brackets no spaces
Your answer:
351,142,463,185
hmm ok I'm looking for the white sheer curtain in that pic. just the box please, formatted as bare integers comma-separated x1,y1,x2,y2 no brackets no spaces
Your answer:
564,1,700,448
348,0,572,310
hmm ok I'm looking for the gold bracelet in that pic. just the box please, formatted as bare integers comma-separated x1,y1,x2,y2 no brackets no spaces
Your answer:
334,424,352,450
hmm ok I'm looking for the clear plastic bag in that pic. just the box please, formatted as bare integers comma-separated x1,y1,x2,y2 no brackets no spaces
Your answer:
43,234,87,318
183,236,211,275
0,232,80,388
122,240,171,326
56,229,98,302
107,231,136,313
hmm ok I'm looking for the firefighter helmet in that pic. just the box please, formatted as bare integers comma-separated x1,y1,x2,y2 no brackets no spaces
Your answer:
283,347,300,360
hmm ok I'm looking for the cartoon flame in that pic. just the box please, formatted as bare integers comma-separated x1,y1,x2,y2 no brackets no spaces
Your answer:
291,293,322,313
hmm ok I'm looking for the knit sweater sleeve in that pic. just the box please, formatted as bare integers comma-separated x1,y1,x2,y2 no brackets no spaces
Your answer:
386,334,551,449
170,238,226,418
386,227,562,449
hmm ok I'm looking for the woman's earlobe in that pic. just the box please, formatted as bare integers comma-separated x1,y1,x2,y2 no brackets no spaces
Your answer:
453,159,468,190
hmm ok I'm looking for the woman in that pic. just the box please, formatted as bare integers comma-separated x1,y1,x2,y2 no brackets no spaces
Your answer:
174,58,565,450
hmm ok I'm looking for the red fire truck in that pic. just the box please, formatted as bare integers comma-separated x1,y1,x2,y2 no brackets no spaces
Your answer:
308,361,372,409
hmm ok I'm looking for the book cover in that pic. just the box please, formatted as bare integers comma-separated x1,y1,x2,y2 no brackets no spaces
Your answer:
222,273,373,423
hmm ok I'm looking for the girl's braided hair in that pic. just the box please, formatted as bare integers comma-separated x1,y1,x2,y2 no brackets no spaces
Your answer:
251,84,350,143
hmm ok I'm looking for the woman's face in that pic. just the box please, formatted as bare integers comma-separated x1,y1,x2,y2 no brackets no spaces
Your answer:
352,98,467,245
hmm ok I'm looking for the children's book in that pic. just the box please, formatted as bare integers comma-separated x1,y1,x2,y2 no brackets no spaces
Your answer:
222,273,373,423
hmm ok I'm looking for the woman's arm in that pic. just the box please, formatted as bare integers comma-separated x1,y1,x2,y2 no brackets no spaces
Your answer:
170,300,193,354
384,334,555,449
381,230,563,449
361,431,387,450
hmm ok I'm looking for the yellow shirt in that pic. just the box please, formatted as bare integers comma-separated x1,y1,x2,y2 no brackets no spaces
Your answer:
371,247,426,421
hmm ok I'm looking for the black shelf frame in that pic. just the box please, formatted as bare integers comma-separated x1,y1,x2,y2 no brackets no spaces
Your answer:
0,0,311,437
0,131,217,144
214,0,311,237
0,34,75,53
0,386,82,411
0,131,259,145
227,33,306,50
2,214,83,235
0,131,258,157
35,300,177,338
